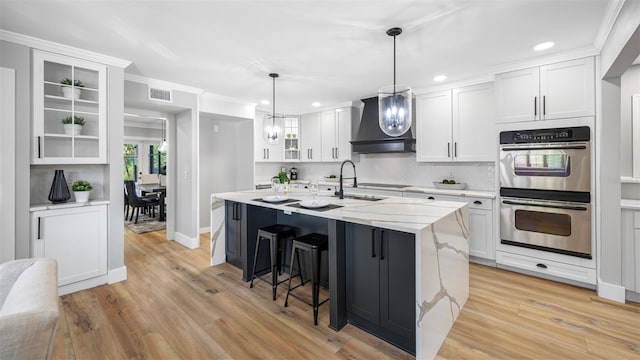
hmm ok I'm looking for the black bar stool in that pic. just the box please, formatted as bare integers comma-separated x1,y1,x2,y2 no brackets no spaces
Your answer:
249,224,296,301
284,233,329,325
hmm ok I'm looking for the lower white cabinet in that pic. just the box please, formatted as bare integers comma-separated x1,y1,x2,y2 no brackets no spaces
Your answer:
31,204,107,287
496,251,596,285
403,191,495,261
621,208,640,295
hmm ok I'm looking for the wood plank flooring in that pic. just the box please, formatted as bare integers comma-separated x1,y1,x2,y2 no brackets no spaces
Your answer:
51,228,640,359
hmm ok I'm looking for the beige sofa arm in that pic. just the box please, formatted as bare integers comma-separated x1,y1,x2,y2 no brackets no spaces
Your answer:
0,259,59,359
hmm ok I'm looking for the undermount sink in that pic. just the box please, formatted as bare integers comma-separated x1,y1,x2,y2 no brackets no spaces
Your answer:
339,194,384,201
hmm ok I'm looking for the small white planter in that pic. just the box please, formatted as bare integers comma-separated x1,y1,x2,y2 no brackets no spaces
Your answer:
63,124,83,136
62,87,81,100
73,191,90,203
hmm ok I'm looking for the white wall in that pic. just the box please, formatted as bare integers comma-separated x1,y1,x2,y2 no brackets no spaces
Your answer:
255,155,495,191
199,113,253,229
0,67,16,262
175,108,199,245
620,65,640,177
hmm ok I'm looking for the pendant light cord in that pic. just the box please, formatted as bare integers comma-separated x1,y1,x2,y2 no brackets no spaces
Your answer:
393,33,396,94
272,75,276,127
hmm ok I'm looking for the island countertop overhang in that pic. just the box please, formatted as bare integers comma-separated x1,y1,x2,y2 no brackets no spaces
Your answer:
210,189,468,235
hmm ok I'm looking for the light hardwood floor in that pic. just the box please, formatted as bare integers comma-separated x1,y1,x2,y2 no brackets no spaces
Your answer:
51,229,640,359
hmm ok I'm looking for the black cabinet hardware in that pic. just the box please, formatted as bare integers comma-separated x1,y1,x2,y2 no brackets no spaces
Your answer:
380,230,385,260
543,95,546,115
473,200,482,205
37,136,41,158
534,96,537,116
447,142,450,157
536,263,547,269
371,229,376,258
428,196,435,200
37,217,41,239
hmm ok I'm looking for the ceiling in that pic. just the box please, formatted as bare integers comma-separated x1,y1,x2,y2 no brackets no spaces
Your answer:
0,0,613,113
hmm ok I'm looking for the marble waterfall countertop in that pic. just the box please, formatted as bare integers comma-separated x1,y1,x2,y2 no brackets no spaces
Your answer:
213,188,468,234
210,189,469,359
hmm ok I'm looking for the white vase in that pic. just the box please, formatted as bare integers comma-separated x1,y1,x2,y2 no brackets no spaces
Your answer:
63,124,82,136
73,191,90,203
62,87,81,100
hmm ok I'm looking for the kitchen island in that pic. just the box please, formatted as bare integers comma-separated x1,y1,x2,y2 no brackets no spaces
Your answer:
210,189,469,359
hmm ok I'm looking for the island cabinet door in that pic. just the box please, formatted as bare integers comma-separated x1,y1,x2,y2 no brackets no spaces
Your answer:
225,201,243,269
346,223,380,324
379,229,416,342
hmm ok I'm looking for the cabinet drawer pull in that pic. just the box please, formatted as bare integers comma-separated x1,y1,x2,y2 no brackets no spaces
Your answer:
335,148,339,159
473,200,482,205
371,229,376,258
454,142,457,157
380,230,385,260
447,142,450,157
428,196,435,200
37,136,42,158
536,263,547,269
534,96,537,117
543,95,546,116
37,217,41,239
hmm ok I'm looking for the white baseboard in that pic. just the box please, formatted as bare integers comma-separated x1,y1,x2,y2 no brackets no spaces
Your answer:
58,275,107,296
597,279,626,303
108,266,127,284
175,232,200,249
200,226,210,234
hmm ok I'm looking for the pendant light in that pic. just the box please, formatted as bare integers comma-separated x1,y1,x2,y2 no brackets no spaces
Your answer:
158,118,168,153
264,73,282,144
378,27,412,137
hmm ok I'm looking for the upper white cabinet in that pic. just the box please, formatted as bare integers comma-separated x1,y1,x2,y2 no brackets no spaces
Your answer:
416,83,495,162
300,112,322,161
32,50,108,164
283,117,300,161
495,57,594,123
320,107,352,161
254,111,284,162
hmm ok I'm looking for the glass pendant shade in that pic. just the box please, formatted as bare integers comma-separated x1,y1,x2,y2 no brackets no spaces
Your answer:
263,73,282,144
158,119,168,153
378,85,412,136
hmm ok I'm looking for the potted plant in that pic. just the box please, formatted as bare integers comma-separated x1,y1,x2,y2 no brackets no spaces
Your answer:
61,116,85,136
60,78,84,99
71,180,92,203
271,170,291,194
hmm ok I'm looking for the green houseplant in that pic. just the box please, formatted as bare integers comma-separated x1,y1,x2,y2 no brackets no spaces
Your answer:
71,180,92,203
271,170,290,194
60,78,84,99
61,116,85,136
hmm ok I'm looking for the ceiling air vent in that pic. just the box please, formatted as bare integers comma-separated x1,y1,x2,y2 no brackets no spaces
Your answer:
148,87,172,103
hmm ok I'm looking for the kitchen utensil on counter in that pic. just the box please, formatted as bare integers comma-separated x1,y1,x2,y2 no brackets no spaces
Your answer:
290,167,298,180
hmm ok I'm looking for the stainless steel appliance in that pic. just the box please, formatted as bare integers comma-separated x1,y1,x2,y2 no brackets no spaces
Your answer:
289,167,298,180
499,126,592,259
499,126,590,192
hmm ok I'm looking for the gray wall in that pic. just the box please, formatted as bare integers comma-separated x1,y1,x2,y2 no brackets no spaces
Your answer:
198,113,253,229
107,66,125,271
1,40,33,259
175,109,198,240
620,65,640,177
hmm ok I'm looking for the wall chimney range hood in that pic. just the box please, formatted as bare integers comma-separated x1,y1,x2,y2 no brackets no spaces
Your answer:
350,96,416,153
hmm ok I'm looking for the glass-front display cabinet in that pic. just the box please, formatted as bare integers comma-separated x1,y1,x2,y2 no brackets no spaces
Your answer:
284,116,300,161
32,50,107,164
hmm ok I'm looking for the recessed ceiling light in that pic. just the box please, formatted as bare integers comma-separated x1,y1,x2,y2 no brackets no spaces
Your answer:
311,102,321,107
260,99,270,105
533,41,555,51
433,75,447,82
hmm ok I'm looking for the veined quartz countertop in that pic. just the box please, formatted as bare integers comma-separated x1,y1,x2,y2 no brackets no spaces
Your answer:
256,180,495,199
212,189,467,234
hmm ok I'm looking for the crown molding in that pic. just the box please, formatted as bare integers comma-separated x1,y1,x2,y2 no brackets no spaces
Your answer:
0,29,131,68
200,91,256,106
413,74,495,95
593,0,626,52
124,73,203,95
488,46,599,75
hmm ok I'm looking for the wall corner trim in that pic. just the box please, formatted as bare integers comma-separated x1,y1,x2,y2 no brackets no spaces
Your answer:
175,232,200,249
597,278,626,303
107,266,128,284
0,29,132,68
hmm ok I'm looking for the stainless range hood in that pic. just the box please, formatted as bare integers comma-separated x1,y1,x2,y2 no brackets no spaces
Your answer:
350,96,416,153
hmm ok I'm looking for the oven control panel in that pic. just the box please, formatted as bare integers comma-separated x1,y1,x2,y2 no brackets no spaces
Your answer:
500,126,590,144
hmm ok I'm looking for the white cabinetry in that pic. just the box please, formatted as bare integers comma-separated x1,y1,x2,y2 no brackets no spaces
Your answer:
403,191,495,261
621,208,640,295
300,112,322,161
32,50,107,164
31,204,107,289
495,57,594,123
416,83,495,162
321,107,352,161
254,111,284,162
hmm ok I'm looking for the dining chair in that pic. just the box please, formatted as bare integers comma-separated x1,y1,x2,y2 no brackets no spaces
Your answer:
124,180,159,224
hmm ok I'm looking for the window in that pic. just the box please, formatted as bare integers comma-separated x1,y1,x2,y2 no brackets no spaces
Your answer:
123,144,138,181
149,145,167,175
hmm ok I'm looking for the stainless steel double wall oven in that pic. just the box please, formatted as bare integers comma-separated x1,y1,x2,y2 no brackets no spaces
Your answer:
499,126,592,259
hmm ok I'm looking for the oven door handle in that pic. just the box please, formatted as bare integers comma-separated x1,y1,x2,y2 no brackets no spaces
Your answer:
502,200,588,211
501,145,587,151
